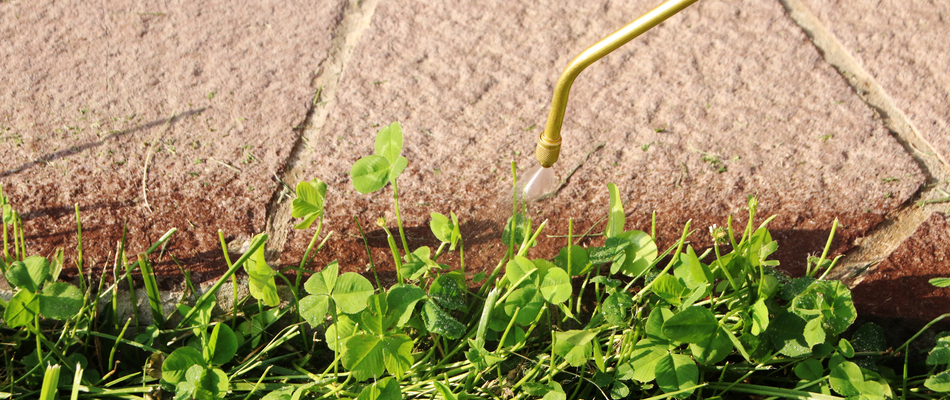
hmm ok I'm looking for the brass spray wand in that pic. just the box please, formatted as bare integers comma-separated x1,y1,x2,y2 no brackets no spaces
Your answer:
535,0,700,168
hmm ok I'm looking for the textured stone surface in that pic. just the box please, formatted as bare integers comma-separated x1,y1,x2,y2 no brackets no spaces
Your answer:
282,0,922,278
0,0,343,282
799,0,950,165
852,212,950,323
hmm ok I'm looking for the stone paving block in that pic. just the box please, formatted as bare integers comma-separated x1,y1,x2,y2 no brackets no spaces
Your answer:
851,212,950,324
799,0,950,165
284,0,922,278
0,0,344,283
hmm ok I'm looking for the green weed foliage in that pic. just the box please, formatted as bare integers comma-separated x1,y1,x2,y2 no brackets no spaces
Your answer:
0,125,948,399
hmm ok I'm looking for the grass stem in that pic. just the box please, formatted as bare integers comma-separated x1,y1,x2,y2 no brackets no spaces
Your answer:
75,204,86,291
355,216,381,288
137,253,165,327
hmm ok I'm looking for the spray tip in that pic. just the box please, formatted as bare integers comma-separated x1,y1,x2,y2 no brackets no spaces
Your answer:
519,164,558,201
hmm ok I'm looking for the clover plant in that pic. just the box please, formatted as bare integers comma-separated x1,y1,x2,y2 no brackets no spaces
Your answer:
2,122,949,400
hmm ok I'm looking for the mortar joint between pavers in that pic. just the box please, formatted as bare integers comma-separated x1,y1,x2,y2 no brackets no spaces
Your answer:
780,0,950,285
262,0,380,258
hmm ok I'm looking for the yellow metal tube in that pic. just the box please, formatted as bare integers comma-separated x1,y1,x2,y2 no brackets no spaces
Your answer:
536,0,700,167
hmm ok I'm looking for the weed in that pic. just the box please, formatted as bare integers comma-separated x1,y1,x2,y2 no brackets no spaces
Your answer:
1,125,948,400
700,151,727,173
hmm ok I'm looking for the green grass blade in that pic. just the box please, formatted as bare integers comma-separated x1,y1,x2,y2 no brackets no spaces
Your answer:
69,362,82,400
74,204,86,291
39,363,61,400
137,253,165,327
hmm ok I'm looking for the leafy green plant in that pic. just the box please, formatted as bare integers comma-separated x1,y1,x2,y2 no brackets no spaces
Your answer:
4,255,83,329
3,121,950,400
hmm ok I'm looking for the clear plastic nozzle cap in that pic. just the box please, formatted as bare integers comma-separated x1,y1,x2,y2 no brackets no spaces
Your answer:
519,165,558,201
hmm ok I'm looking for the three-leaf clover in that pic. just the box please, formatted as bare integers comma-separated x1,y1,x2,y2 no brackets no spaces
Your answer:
299,261,374,327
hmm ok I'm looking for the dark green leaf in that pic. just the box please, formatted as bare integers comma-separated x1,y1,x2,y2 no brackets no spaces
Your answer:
689,325,733,365
326,314,358,353
662,306,718,343
350,155,392,194
4,290,39,328
292,179,327,230
794,359,825,381
927,335,950,366
652,275,689,306
429,274,466,311
925,370,950,392
655,353,698,396
305,261,338,296
611,381,630,399
791,280,856,336
852,323,887,353
38,282,83,321
343,332,412,381
7,256,50,292
422,300,465,339
502,213,529,250
244,235,279,307
503,284,544,326
590,275,621,288
769,311,812,357
162,347,208,386
779,276,815,301
539,267,571,304
358,377,403,400
503,255,536,287
553,330,596,367
601,291,634,325
386,284,425,328
522,382,551,397
299,295,330,327
629,340,669,383
615,362,635,381
552,245,589,276
205,323,238,365
615,230,657,278
332,272,374,314
646,307,675,345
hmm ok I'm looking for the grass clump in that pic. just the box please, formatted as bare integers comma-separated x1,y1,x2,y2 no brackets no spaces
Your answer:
1,124,949,400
